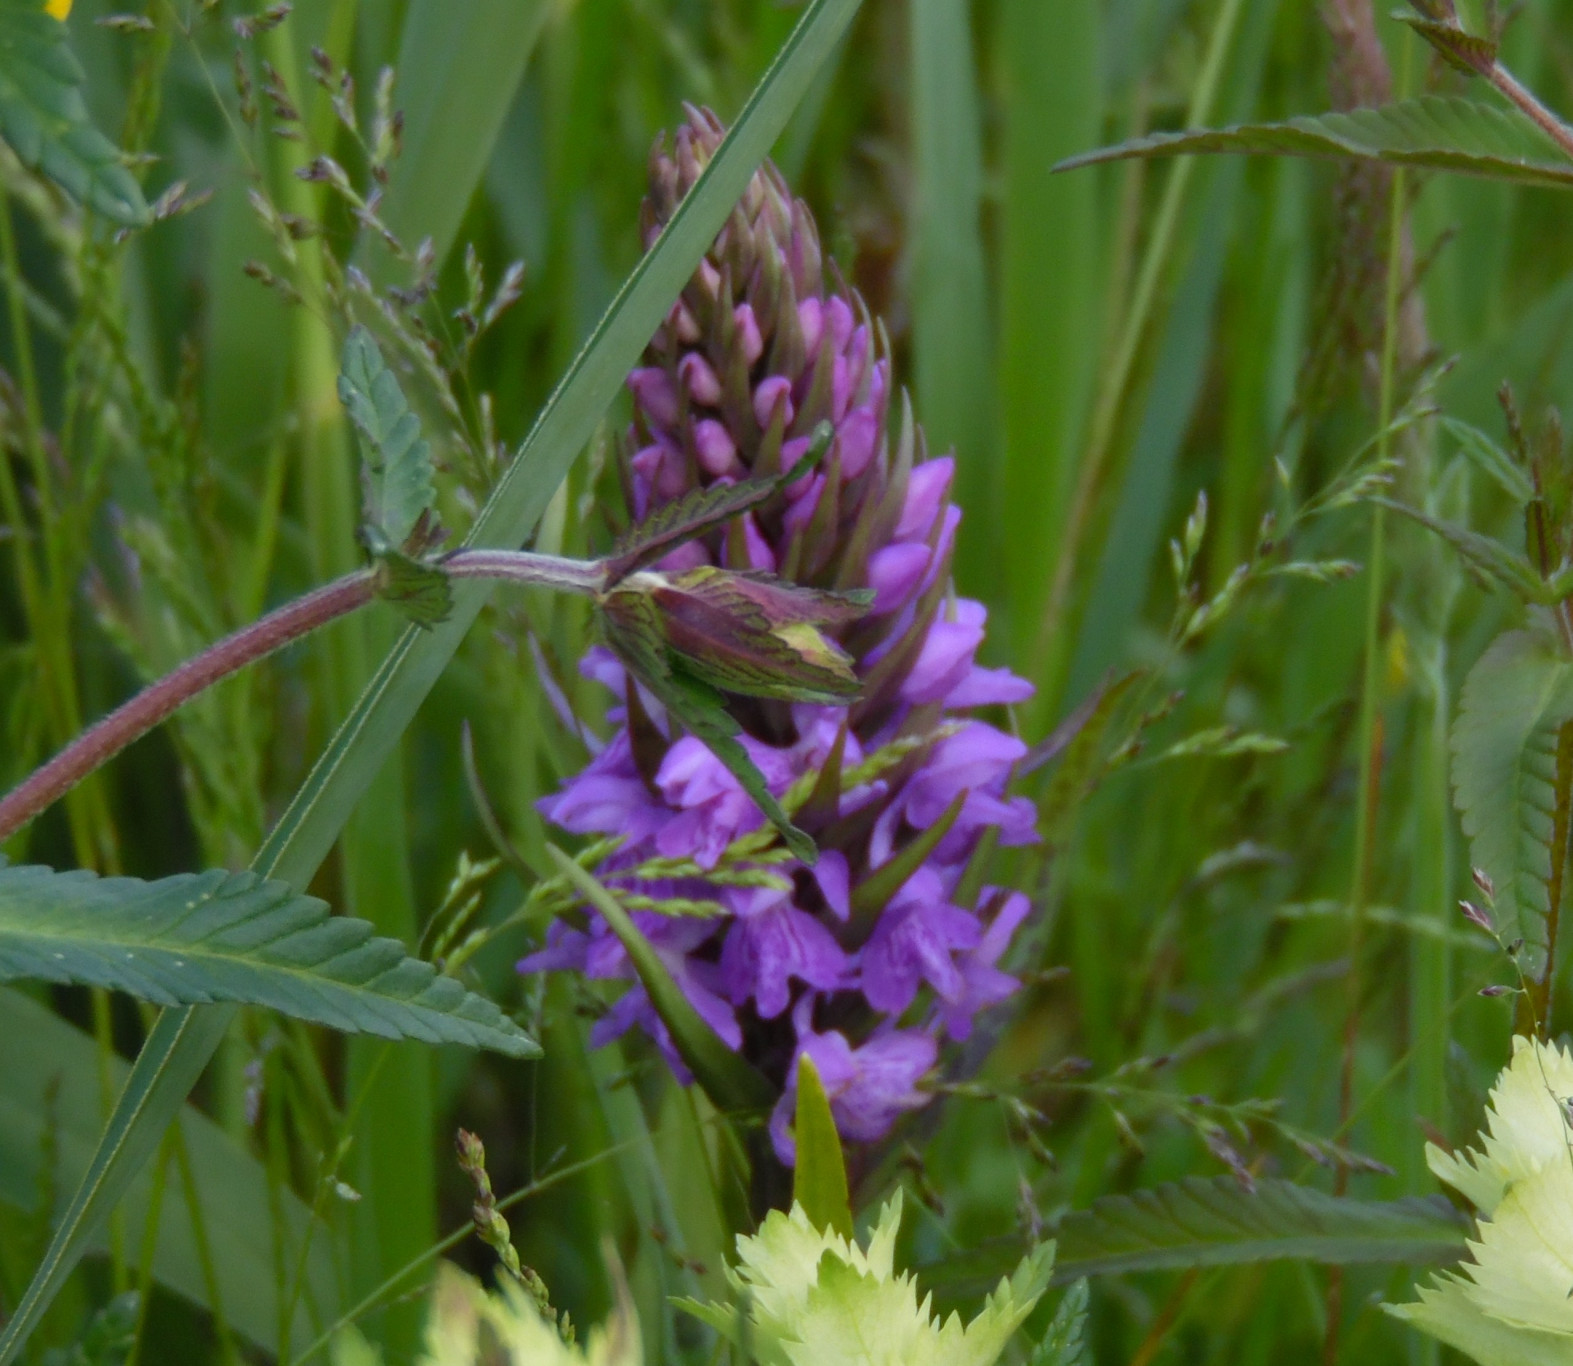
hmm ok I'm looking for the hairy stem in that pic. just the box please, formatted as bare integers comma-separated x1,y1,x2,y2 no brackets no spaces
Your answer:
0,551,609,847
1487,62,1573,163
0,573,377,845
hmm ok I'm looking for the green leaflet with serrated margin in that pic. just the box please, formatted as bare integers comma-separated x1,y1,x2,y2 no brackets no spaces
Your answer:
1452,624,1573,974
339,325,438,553
0,861,539,1055
1057,95,1573,190
0,0,148,224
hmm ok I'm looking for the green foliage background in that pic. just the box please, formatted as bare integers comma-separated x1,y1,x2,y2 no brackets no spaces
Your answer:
2,0,1570,1361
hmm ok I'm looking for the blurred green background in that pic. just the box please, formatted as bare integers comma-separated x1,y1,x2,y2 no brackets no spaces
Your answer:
3,0,1573,1360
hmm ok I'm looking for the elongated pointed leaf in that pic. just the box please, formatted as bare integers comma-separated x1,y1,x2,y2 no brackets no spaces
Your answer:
549,847,776,1115
0,3,863,1356
1031,1280,1090,1366
0,861,538,1054
1053,1177,1467,1280
1374,497,1553,604
0,989,338,1357
1452,625,1573,972
339,326,437,553
792,1054,852,1239
1057,96,1573,190
0,0,148,224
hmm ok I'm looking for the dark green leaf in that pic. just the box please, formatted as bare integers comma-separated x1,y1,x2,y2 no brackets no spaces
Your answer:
1452,625,1573,973
372,547,453,627
1057,96,1573,190
0,1,148,224
547,847,776,1114
338,325,437,553
792,1053,852,1239
0,861,539,1055
1053,1177,1467,1279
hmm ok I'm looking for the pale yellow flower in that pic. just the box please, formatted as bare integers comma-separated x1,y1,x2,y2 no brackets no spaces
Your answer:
1387,1036,1573,1365
45,0,71,20
678,1194,1055,1366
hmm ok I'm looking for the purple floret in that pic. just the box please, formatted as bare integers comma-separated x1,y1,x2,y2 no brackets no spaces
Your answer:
521,108,1040,1160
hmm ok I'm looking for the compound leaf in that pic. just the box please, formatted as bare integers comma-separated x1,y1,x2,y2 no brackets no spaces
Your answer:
1058,96,1573,190
0,860,538,1056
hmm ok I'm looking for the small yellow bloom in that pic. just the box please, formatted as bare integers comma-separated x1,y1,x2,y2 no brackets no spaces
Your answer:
45,0,71,20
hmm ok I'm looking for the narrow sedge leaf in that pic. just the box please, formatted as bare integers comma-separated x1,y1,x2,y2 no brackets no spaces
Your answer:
0,861,539,1055
850,788,967,917
1057,96,1573,190
338,325,438,553
1052,1177,1468,1280
547,846,776,1114
1452,626,1573,974
792,1053,853,1239
0,0,148,223
0,2,862,1354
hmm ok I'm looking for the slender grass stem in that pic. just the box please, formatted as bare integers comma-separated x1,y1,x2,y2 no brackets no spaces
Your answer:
1030,0,1246,712
1487,61,1573,161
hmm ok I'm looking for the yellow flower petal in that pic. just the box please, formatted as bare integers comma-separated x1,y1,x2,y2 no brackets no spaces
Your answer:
45,0,71,19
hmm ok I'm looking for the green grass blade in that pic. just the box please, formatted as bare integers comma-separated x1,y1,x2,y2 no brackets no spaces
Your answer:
791,1054,852,1238
995,0,1102,660
372,0,553,275
0,862,539,1053
910,0,993,588
0,990,338,1358
0,3,862,1355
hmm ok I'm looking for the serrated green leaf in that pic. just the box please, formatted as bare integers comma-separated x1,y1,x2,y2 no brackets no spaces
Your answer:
1057,96,1573,190
338,325,437,553
1030,1280,1090,1366
0,861,539,1054
548,846,776,1115
1053,1177,1468,1280
0,0,148,224
373,547,453,627
1452,626,1573,972
0,3,863,1355
792,1054,852,1240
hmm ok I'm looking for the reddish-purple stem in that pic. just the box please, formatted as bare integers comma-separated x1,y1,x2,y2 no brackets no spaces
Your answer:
0,572,377,844
0,549,610,847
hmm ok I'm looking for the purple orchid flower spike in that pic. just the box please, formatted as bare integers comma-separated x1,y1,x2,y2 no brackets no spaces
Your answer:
521,106,1039,1169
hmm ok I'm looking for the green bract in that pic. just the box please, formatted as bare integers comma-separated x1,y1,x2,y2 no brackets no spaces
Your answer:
678,1193,1054,1366
1387,1036,1573,1363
